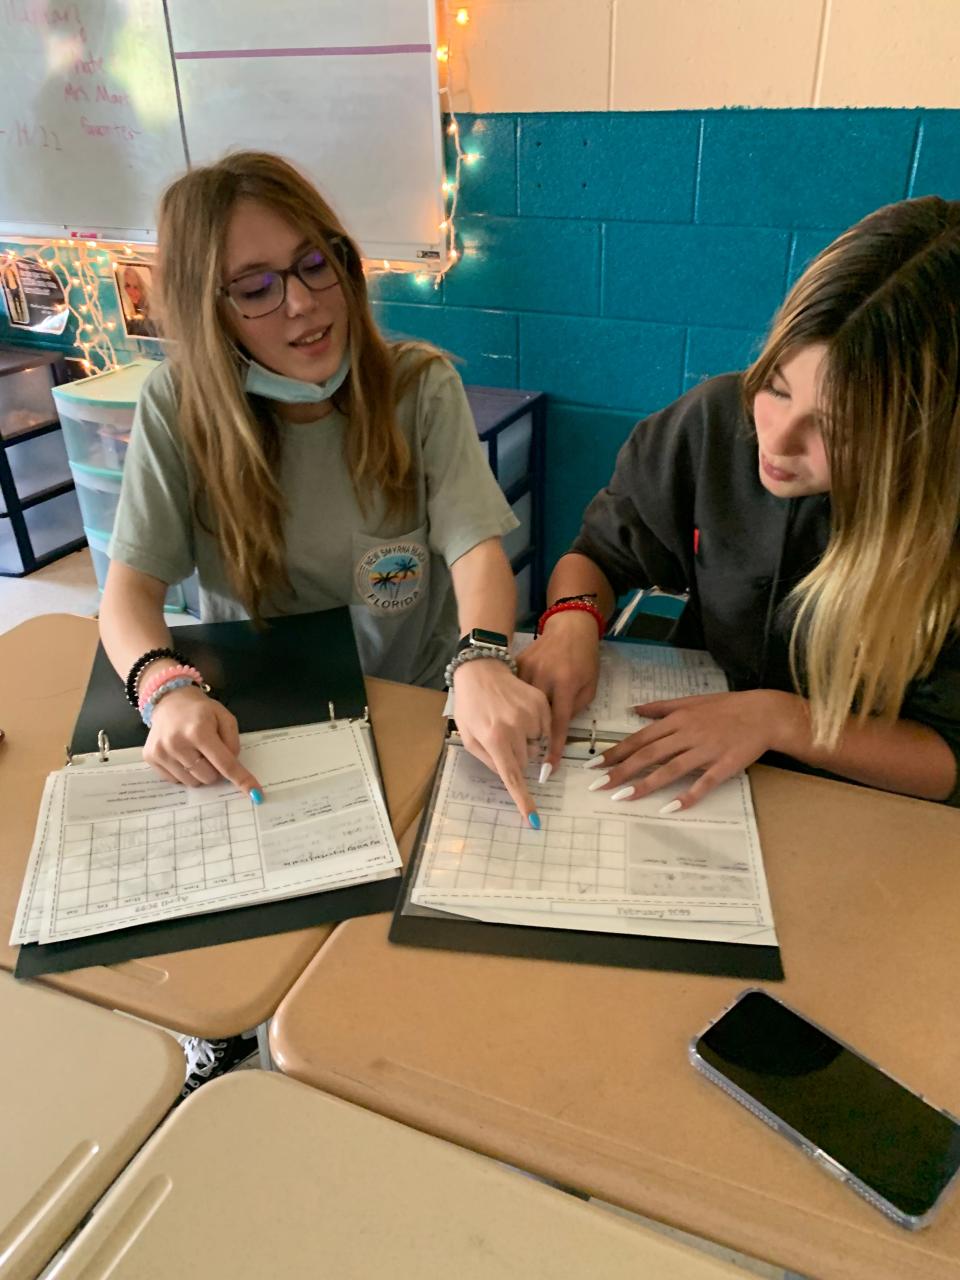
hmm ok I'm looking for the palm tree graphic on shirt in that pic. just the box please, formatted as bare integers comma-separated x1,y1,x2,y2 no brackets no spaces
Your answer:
369,554,421,601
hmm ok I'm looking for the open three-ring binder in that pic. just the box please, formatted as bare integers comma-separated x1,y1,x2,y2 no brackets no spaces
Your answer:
14,610,403,978
391,637,784,980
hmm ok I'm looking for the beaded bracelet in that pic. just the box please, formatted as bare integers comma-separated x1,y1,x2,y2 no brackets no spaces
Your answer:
141,675,203,728
444,645,518,689
537,599,605,639
124,647,189,708
138,664,204,712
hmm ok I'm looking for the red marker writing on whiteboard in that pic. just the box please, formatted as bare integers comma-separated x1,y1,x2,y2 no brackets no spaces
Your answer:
70,231,101,240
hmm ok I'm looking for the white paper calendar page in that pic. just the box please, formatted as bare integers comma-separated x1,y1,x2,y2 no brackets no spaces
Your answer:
11,720,400,946
410,745,777,947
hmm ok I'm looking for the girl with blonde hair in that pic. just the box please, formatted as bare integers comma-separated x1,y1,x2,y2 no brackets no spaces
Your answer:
521,196,960,810
100,151,548,826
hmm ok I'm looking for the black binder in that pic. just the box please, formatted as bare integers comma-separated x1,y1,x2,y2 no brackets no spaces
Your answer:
16,610,402,979
389,740,784,982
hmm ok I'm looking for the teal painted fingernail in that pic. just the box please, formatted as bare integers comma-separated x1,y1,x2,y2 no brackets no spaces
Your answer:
250,788,263,806
528,811,541,830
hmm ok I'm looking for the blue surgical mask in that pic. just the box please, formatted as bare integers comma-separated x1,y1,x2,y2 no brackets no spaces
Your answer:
242,350,351,404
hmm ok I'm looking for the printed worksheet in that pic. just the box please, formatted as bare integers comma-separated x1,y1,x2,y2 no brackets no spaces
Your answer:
409,745,776,945
512,633,729,737
11,721,400,946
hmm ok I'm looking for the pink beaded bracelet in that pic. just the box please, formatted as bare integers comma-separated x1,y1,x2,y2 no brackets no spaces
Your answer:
138,664,204,711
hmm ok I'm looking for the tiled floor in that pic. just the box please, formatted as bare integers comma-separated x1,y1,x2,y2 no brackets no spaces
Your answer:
0,548,101,636
0,547,202,636
6,549,799,1280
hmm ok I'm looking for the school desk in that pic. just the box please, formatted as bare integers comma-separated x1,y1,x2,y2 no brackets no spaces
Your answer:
0,970,183,1280
271,762,960,1280
0,614,444,1037
49,1070,750,1280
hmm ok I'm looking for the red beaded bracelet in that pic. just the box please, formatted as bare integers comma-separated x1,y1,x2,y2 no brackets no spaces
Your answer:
537,600,605,639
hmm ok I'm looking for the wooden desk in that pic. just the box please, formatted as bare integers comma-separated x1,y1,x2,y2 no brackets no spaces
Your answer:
51,1070,748,1279
0,614,443,1037
271,752,960,1280
0,971,183,1280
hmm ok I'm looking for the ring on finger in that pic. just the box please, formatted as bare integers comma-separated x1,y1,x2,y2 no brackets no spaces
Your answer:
184,754,204,772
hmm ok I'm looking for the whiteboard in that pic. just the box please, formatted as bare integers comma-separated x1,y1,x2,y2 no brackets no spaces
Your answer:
167,1,446,264
0,1,185,240
0,0,446,266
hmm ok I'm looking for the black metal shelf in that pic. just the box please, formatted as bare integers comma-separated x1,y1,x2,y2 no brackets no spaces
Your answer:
0,345,81,577
465,385,547,623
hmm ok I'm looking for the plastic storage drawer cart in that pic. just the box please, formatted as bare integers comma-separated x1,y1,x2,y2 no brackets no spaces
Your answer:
0,345,85,576
52,360,196,614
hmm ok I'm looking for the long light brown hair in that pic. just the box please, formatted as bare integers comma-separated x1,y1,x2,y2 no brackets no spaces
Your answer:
156,151,441,619
743,196,960,746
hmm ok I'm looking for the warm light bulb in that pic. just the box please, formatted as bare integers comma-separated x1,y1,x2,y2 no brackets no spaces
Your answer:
447,121,458,136
441,181,452,195
455,8,470,25
448,249,459,263
438,220,449,231
382,259,390,270
436,45,449,63
464,152,480,164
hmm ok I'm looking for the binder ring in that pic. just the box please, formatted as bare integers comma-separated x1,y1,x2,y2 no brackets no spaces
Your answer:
97,730,110,762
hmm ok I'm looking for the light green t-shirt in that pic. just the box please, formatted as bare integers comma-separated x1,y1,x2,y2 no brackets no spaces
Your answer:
109,354,518,688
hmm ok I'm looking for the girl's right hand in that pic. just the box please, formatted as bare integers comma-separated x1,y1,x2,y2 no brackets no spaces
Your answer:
516,610,602,769
144,684,263,799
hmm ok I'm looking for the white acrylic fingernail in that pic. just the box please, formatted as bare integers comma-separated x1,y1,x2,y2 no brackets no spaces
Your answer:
585,754,607,769
610,786,635,802
538,762,553,784
659,799,683,815
587,774,609,792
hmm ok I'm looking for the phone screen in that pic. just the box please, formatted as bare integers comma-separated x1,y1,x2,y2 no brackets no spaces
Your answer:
696,991,960,1219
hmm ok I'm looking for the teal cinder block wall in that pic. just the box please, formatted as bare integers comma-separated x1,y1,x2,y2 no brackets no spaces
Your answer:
5,109,960,571
372,109,960,569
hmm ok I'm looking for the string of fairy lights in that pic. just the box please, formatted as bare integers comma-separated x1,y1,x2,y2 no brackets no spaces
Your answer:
1,5,477,365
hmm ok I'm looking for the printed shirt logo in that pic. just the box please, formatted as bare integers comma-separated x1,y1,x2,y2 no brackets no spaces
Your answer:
355,541,428,613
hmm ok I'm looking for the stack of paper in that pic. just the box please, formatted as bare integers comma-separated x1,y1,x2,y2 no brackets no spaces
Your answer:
414,641,777,949
11,720,401,947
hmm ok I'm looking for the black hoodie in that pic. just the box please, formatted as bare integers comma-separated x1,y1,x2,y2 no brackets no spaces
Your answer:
571,374,960,807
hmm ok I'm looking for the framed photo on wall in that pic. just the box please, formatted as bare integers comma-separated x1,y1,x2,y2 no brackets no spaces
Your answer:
113,259,161,340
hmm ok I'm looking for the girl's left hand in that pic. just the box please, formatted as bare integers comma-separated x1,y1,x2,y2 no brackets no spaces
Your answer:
590,689,799,810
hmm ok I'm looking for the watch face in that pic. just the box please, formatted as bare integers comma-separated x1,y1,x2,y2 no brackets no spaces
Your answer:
471,628,509,648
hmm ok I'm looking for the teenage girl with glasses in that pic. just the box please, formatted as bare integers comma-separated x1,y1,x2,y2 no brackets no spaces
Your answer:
99,151,548,826
520,197,960,812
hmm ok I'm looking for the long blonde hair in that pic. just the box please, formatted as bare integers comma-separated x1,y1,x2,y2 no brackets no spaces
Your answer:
743,196,960,746
156,151,440,620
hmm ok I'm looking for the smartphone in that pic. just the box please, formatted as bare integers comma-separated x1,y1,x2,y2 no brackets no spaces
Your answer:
690,989,960,1229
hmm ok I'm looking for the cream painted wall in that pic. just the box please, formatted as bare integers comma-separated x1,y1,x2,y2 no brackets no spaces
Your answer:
439,0,960,111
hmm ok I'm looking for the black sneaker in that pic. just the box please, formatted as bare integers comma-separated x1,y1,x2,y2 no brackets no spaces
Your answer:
179,1034,257,1099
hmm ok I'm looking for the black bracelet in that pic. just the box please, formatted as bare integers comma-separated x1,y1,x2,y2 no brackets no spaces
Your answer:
124,647,189,708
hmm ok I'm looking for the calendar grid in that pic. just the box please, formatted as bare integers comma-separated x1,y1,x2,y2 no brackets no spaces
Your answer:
55,797,265,926
423,804,629,896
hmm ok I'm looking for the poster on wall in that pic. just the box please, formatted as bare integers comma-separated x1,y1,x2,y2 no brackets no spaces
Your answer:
1,256,69,334
113,260,161,340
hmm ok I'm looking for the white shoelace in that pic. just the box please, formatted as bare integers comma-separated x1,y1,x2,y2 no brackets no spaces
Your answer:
179,1035,220,1081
